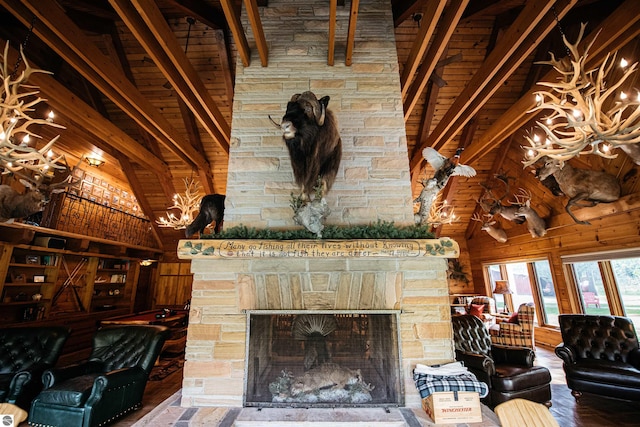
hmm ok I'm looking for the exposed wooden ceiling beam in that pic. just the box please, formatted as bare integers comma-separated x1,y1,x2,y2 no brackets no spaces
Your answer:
101,29,179,201
118,156,164,249
161,0,227,30
345,0,360,66
114,0,230,153
409,0,574,174
403,0,470,119
392,0,422,27
220,0,251,67
214,29,235,104
462,0,640,165
244,0,268,66
1,0,210,170
328,0,337,65
400,0,446,97
25,67,168,175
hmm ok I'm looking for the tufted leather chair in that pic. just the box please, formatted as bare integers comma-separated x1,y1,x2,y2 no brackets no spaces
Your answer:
451,314,551,408
556,314,640,402
29,325,170,427
0,326,70,410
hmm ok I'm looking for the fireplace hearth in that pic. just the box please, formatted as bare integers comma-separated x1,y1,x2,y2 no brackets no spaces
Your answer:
244,311,402,407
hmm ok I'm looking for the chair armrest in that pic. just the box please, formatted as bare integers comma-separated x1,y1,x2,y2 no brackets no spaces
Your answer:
42,360,105,388
554,344,576,364
85,367,147,407
491,345,535,366
628,348,640,369
6,371,31,403
455,350,496,375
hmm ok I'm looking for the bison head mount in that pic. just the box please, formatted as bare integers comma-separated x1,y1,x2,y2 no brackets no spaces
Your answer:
272,91,342,201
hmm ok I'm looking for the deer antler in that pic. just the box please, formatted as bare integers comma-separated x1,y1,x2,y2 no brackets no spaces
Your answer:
524,23,640,166
0,42,66,175
156,178,203,229
508,188,532,206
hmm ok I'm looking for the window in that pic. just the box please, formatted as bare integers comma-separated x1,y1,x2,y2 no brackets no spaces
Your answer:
484,259,559,328
610,258,640,326
533,260,559,327
563,250,640,326
572,261,607,315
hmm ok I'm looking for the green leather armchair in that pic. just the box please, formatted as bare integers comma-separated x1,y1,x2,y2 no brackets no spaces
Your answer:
0,326,70,410
29,325,170,427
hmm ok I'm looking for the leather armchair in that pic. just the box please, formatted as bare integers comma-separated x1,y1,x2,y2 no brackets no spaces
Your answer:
556,314,640,401
452,314,551,408
0,326,70,410
29,325,170,427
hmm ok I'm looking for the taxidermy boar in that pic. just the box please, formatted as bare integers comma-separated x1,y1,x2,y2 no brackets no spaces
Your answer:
185,194,225,237
275,91,342,200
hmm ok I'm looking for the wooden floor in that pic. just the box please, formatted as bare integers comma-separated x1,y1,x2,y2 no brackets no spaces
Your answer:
18,346,640,426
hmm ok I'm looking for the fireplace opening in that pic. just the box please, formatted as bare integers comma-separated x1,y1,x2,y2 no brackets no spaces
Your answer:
244,310,403,407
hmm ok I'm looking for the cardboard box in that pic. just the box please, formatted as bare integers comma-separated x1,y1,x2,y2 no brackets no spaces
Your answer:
422,391,482,424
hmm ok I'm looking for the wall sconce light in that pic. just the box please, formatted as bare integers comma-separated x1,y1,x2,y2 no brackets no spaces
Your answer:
139,259,156,267
84,156,105,168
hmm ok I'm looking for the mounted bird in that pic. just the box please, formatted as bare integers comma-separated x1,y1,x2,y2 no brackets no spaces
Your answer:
414,147,476,225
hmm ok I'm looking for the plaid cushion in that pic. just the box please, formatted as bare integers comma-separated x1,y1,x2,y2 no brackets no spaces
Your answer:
413,372,489,399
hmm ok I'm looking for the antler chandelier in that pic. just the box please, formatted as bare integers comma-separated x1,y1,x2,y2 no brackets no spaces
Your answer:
156,178,203,229
523,23,640,166
0,42,65,175
427,196,457,228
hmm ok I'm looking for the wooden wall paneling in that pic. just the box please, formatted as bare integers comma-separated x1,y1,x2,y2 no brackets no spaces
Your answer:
154,261,193,307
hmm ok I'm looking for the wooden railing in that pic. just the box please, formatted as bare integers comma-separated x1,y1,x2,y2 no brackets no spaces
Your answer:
40,192,156,248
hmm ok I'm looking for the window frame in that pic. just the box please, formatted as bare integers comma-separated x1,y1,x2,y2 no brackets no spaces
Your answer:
482,255,559,328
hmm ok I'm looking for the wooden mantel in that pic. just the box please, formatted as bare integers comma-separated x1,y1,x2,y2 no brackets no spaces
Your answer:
177,238,460,259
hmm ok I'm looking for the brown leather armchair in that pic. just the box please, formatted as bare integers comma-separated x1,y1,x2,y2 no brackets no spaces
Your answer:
452,314,551,408
556,314,640,401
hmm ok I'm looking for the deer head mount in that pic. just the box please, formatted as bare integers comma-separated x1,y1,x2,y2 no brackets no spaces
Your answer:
0,159,81,222
477,174,547,238
471,212,508,243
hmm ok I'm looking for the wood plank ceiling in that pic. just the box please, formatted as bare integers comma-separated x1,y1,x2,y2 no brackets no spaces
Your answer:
0,0,638,252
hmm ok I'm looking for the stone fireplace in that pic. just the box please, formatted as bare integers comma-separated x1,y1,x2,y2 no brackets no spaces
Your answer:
177,0,457,411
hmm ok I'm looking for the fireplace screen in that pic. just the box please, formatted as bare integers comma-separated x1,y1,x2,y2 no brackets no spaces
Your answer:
244,310,403,407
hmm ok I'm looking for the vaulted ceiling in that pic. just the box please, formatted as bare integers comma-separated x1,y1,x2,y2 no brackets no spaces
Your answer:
1,0,639,252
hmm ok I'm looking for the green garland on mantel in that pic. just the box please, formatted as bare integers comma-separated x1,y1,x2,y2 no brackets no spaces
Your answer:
199,220,434,240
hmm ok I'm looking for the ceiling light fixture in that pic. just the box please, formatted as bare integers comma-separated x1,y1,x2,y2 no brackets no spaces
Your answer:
523,22,640,166
156,177,203,230
0,40,66,175
84,156,105,168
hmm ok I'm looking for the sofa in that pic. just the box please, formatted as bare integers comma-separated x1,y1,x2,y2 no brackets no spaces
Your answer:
0,326,70,410
556,314,640,401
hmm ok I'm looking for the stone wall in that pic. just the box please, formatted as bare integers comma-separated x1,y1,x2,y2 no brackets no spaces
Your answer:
224,0,414,228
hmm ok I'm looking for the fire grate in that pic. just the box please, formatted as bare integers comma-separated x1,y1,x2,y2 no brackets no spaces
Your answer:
244,310,403,408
